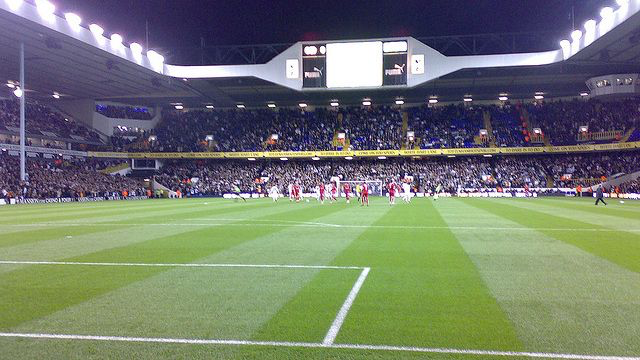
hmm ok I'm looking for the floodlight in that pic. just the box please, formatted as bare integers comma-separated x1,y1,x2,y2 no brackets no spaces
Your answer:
236,104,245,109
298,103,308,108
174,105,184,110
616,0,629,7
463,97,473,102
13,87,22,98
130,42,143,54
378,156,387,160
499,96,508,101
345,156,353,160
89,24,104,37
52,92,60,99
395,100,405,105
584,19,596,30
205,105,214,109
111,33,123,47
6,82,15,89
280,157,288,161
483,154,493,158
428,99,438,104
580,92,589,97
330,101,339,107
571,30,582,42
362,100,372,106
247,158,256,161
147,50,164,63
5,0,23,11
35,0,55,21
311,157,320,161
64,13,82,30
534,95,544,100
600,7,614,19
267,103,276,108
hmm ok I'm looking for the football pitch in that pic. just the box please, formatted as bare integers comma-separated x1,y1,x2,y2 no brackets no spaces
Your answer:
0,197,639,360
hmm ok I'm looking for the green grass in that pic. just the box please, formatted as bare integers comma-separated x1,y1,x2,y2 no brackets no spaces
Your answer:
0,197,639,359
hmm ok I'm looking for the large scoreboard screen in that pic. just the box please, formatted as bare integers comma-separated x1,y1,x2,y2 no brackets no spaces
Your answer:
302,40,408,89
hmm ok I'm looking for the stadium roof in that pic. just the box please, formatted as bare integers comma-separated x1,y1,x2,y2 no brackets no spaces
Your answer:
1,1,640,108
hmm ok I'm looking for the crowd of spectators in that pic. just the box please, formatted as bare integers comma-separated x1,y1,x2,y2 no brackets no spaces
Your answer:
527,99,640,145
340,106,402,150
0,155,145,200
96,104,153,120
152,152,640,196
1,99,100,142
407,105,484,149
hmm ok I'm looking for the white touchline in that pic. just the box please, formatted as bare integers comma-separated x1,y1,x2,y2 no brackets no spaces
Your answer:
0,333,637,360
0,260,365,271
3,222,639,232
323,267,370,345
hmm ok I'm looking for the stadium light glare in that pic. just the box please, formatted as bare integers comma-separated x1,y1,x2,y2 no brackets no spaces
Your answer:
298,103,308,108
146,50,165,67
534,95,544,100
267,103,276,108
236,104,245,109
499,96,509,101
35,0,55,22
483,154,493,157
205,105,214,109
447,155,456,158
64,13,82,30
89,24,104,37
428,99,438,104
580,92,589,97
111,33,123,49
395,100,405,105
6,82,15,89
311,156,320,161
330,101,339,107
616,0,629,7
280,157,288,161
174,105,184,110
362,100,372,106
345,156,353,160
13,87,23,98
584,19,597,30
5,0,23,11
247,157,256,161
130,42,143,54
52,92,60,99
463,97,473,102
600,7,614,19
377,156,387,160
571,30,582,42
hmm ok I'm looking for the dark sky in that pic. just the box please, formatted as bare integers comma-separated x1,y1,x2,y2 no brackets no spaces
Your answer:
53,0,609,49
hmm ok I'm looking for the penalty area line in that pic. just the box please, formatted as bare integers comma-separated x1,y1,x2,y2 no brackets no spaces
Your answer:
0,333,637,360
323,267,370,345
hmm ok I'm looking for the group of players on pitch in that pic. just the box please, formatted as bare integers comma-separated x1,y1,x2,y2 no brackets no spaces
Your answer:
269,180,422,206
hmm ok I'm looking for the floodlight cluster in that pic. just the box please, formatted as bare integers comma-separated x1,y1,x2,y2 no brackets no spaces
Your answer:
559,1,631,60
4,0,166,70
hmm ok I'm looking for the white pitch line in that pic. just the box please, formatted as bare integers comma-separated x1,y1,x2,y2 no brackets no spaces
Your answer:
0,260,365,271
3,222,640,233
0,333,637,360
323,267,370,345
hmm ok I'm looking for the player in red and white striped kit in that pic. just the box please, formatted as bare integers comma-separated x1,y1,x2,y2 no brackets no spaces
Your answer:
361,182,369,206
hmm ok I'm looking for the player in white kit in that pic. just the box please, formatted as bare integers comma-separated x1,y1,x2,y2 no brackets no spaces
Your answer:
402,181,412,203
269,185,280,202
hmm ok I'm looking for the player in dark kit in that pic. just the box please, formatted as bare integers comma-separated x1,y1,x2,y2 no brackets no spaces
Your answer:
595,186,607,206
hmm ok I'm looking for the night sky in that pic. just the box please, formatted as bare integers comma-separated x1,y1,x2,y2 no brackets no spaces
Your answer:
53,0,608,49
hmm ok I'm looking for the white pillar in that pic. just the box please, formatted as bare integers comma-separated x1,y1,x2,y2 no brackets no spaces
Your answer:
19,42,26,182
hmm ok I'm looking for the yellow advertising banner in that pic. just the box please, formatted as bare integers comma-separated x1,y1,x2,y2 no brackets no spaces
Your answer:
353,150,401,157
400,149,443,156
263,151,317,158
88,143,640,159
499,147,546,154
316,151,355,157
223,152,263,159
441,147,500,155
